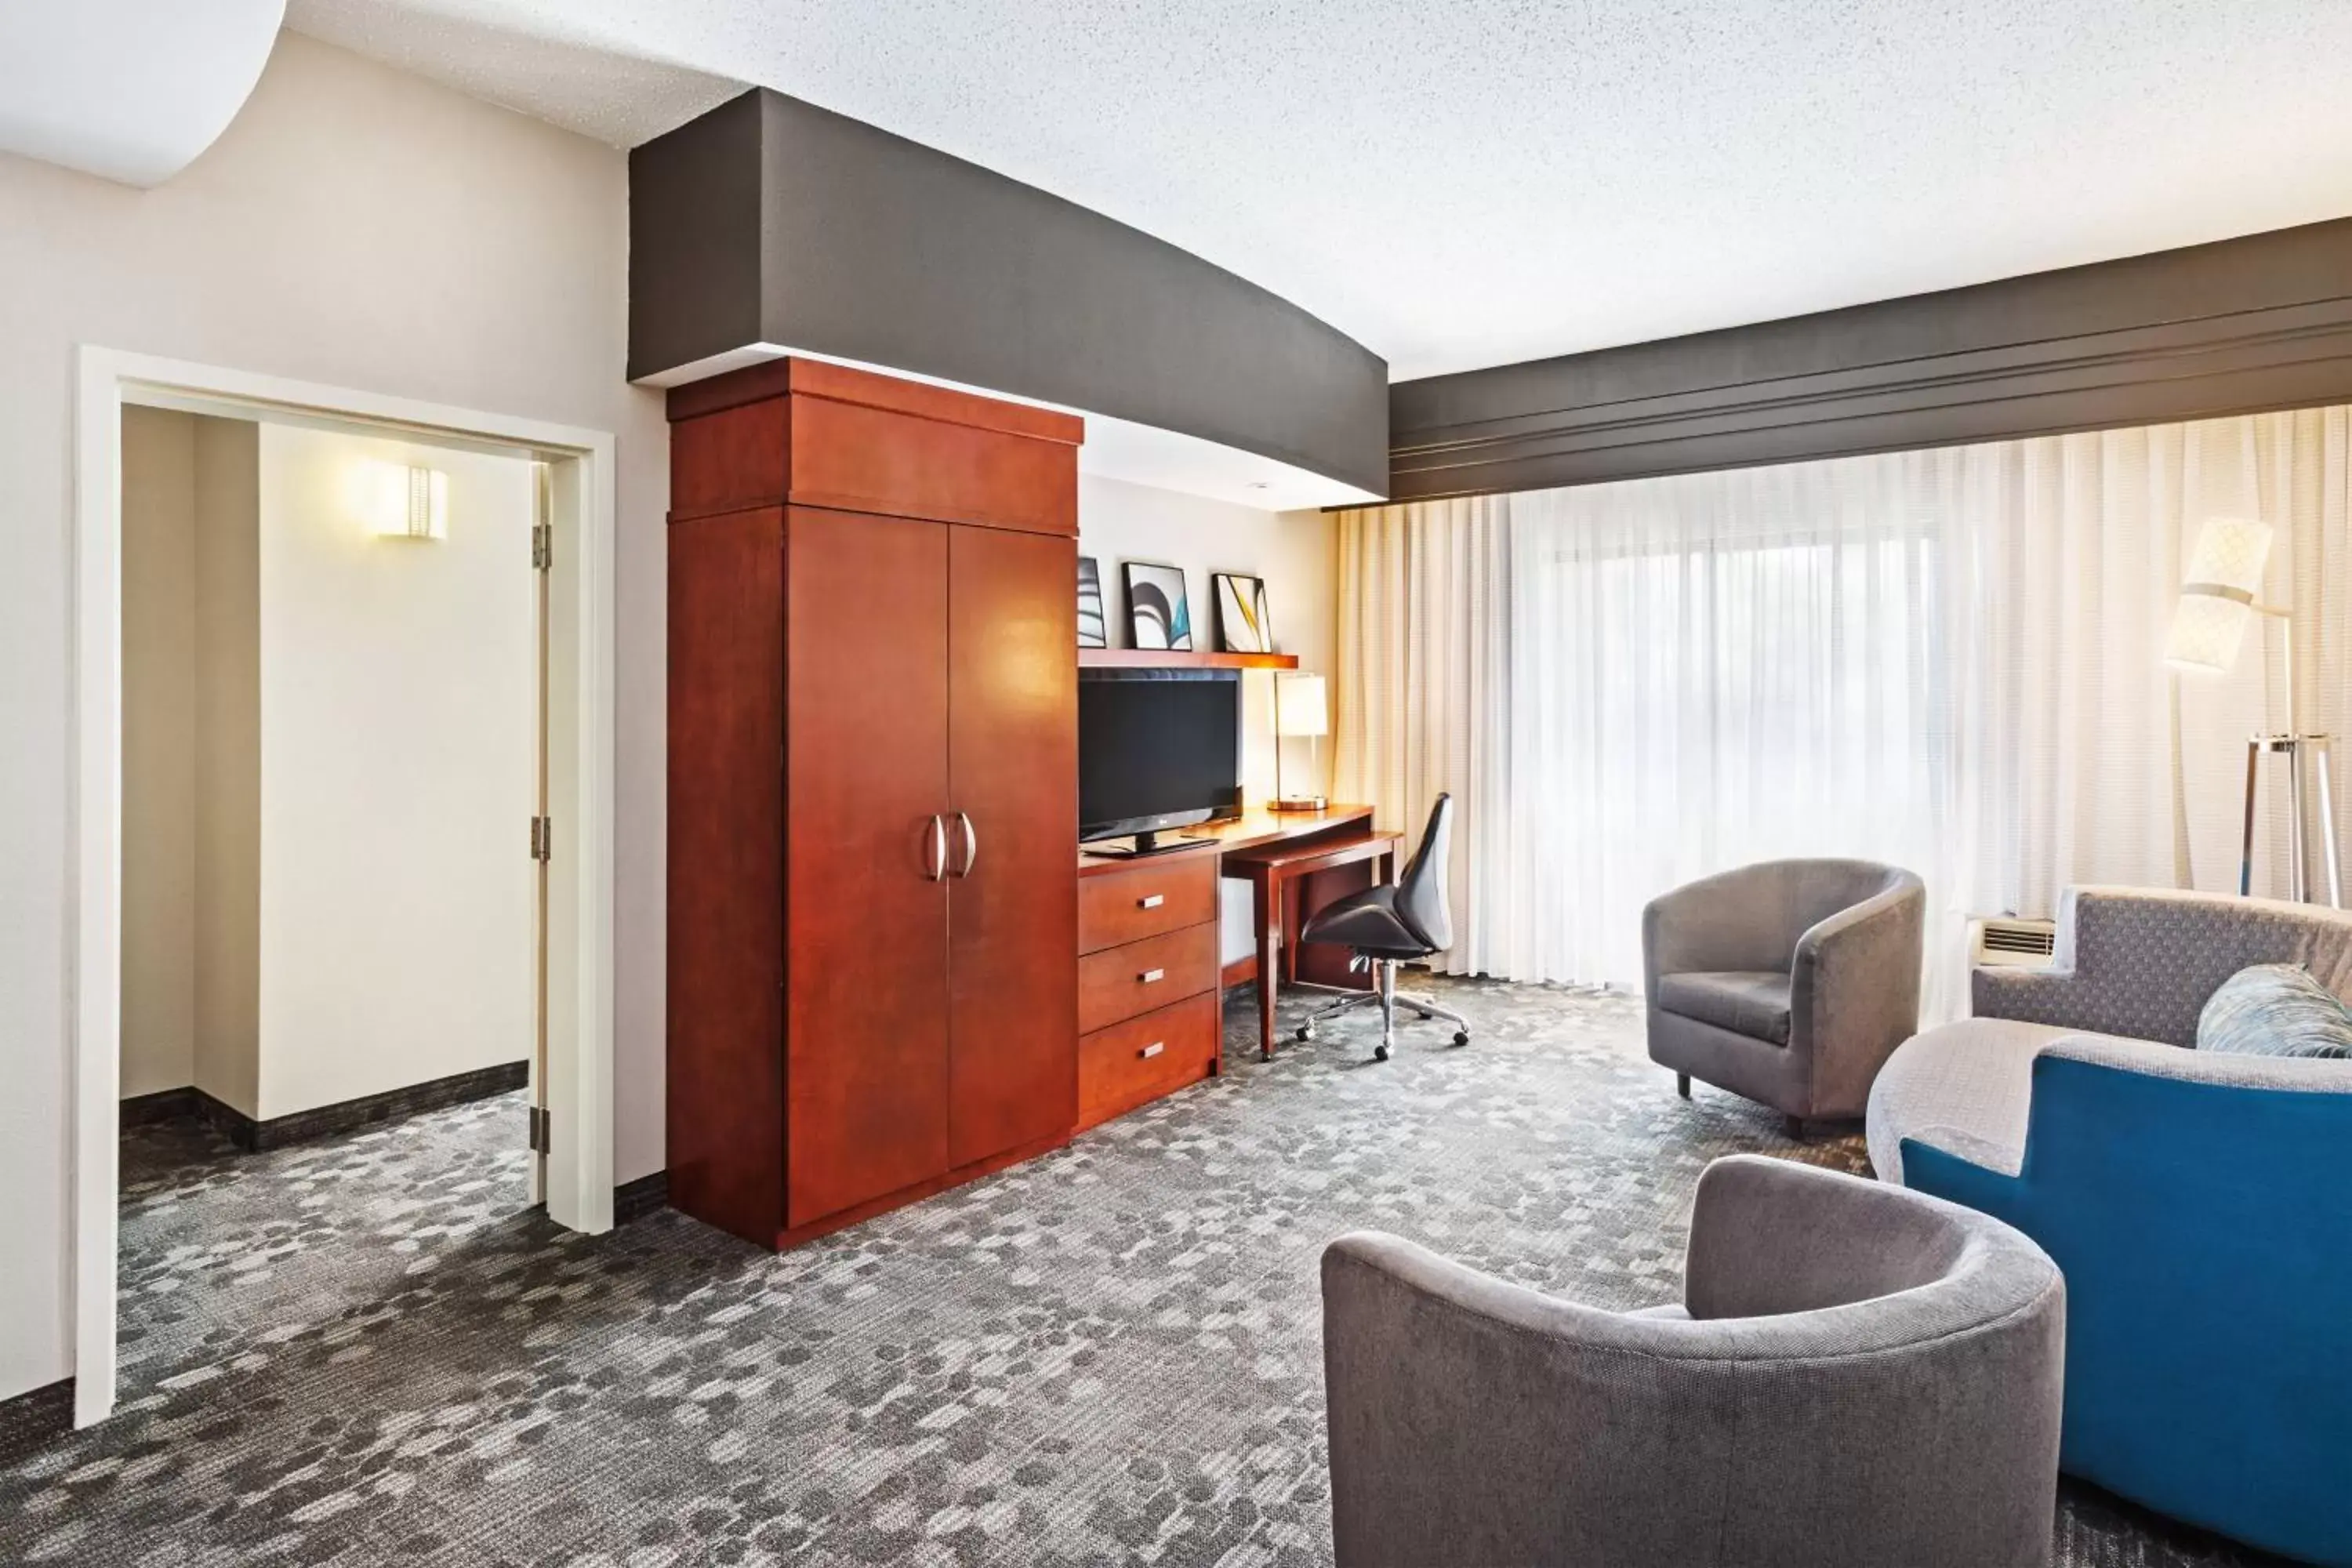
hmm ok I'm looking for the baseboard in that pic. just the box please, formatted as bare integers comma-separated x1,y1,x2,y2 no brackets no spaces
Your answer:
122,1062,530,1152
119,1086,197,1127
0,1377,73,1461
1220,955,1258,989
613,1169,669,1225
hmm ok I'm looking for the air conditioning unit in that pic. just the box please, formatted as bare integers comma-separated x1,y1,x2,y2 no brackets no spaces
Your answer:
1971,916,2057,967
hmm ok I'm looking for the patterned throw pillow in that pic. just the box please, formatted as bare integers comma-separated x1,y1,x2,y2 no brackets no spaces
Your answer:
2196,963,2352,1059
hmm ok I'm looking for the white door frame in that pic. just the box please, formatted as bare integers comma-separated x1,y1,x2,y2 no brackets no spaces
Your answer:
71,347,619,1428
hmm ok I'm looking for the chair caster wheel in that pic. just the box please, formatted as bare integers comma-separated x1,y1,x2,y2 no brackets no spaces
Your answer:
1294,1025,1312,1043
1374,1044,1390,1062
1452,1031,1470,1047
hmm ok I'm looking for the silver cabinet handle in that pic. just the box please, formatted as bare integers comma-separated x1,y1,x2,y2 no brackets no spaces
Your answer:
924,815,947,881
1139,967,1166,984
1139,1041,1165,1059
954,811,977,877
1138,893,1165,909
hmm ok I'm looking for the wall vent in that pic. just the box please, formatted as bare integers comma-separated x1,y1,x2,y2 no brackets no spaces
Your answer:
1972,916,2057,967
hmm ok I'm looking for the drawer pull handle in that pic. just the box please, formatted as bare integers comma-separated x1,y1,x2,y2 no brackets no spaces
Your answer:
1139,1041,1165,1059
1139,967,1166,984
1138,893,1165,909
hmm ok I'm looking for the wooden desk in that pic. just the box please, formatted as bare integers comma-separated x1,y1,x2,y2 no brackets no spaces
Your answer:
1082,805,1391,1064
1076,804,1377,876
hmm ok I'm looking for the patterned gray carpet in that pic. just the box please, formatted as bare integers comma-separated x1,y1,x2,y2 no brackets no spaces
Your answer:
2,979,2281,1566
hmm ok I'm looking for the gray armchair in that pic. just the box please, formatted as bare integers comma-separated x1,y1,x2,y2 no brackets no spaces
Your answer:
1321,1155,2065,1568
1642,858,1924,1131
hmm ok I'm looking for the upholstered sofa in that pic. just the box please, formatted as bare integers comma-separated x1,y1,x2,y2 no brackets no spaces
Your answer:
1322,1155,2065,1568
1868,886,2352,1567
1643,858,1925,1131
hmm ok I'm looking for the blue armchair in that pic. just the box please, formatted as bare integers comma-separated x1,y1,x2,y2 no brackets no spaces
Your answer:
1867,887,2352,1566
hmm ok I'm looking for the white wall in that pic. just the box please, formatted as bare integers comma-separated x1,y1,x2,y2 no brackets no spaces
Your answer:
1076,475,1338,960
0,31,669,1404
256,425,537,1117
191,417,262,1116
120,408,263,1112
120,408,198,1100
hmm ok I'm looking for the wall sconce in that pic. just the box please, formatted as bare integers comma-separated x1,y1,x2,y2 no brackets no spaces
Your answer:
363,460,448,540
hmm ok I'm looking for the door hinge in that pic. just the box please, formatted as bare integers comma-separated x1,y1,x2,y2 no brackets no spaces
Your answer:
529,815,553,862
528,1105,552,1156
531,523,553,572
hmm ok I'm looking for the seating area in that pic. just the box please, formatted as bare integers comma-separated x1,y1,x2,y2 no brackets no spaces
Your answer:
1316,877,2352,1566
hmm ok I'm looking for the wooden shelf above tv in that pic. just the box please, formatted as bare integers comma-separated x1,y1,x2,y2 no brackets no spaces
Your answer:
1079,648,1301,671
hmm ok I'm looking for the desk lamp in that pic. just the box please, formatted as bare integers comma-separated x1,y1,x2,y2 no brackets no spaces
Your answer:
1271,671,1329,812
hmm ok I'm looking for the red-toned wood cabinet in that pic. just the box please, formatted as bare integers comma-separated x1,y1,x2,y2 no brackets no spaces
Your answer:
666,359,1080,1249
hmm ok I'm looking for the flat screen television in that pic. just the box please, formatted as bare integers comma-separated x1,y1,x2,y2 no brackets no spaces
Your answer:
1078,670,1242,853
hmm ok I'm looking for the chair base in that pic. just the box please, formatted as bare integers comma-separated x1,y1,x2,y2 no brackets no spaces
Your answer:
1668,1069,1817,1140
1293,960,1470,1062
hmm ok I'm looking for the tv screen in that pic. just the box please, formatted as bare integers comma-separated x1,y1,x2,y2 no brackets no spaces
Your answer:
1078,672,1241,842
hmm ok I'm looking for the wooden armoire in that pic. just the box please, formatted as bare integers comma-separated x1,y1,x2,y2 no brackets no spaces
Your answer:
666,359,1081,1248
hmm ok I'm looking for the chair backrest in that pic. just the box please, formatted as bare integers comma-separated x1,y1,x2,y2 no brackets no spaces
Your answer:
2057,886,2352,1047
1394,794,1454,953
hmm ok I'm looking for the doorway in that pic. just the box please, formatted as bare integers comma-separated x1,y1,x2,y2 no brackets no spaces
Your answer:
71,350,617,1428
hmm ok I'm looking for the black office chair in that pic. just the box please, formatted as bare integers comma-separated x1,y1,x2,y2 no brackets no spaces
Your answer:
1293,794,1468,1062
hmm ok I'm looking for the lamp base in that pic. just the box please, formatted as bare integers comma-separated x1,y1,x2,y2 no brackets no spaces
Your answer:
1269,794,1327,813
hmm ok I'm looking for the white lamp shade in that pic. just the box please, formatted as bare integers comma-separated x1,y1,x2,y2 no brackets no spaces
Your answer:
2183,515,2273,594
2164,516,2272,673
2164,593,2250,673
362,460,448,539
1274,672,1329,738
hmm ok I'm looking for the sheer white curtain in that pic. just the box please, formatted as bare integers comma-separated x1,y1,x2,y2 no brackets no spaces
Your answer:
1334,406,2352,1020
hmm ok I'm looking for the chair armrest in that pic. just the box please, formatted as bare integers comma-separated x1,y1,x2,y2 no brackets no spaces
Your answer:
2040,1033,2352,1093
1789,875,1924,1110
1970,964,2112,1034
1970,887,2162,1036
1321,1230,1682,1567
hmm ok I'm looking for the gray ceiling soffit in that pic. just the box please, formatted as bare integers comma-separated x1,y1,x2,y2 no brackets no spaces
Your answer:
1388,216,2352,502
630,89,1389,499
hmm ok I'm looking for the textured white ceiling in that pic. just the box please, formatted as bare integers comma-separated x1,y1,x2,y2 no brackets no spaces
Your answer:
284,0,2352,382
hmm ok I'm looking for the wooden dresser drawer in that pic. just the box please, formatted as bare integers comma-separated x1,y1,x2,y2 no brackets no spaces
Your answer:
1078,854,1218,954
1079,922,1221,1034
1078,991,1221,1129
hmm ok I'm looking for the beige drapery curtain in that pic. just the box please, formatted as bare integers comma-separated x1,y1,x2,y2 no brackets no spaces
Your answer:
1334,406,2352,1018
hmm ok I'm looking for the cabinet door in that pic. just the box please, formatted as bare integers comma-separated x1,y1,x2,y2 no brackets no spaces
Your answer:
786,506,952,1227
946,525,1079,1166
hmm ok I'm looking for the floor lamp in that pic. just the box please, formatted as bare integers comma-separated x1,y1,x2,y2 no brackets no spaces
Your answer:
2164,516,2342,906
